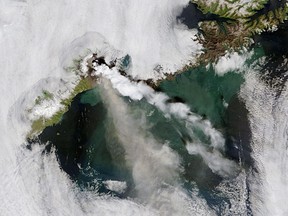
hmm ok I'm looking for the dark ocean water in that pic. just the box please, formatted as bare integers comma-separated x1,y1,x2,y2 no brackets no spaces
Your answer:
27,6,288,215
33,88,133,197
28,64,251,210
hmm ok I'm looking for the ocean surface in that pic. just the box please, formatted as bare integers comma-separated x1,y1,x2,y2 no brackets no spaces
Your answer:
30,29,288,214
2,1,288,215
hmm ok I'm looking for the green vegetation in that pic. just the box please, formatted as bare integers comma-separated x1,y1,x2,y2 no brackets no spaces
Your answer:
65,58,83,74
60,77,91,107
193,0,268,19
192,0,288,62
197,20,251,62
28,78,92,138
35,90,54,105
245,6,288,34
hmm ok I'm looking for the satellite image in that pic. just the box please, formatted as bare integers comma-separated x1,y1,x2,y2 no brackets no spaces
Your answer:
1,0,288,215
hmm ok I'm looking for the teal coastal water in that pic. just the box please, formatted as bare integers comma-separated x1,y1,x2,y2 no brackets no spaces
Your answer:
28,46,269,213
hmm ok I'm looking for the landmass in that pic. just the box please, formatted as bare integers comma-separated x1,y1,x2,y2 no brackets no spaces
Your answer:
27,0,288,139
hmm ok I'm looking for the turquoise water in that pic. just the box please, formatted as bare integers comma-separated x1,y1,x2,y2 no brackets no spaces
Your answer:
40,69,241,200
159,65,244,128
31,46,268,212
42,67,241,190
